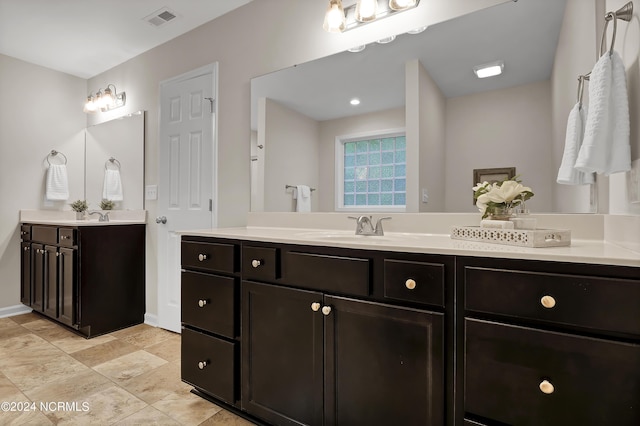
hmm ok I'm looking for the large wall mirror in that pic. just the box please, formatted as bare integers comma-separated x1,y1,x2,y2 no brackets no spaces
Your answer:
251,0,597,214
85,111,145,210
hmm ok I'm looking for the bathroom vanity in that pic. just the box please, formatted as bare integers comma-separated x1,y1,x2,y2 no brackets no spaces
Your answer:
180,224,640,426
20,220,145,337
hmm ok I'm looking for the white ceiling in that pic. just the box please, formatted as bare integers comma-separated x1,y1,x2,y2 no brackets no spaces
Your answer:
0,0,253,78
252,0,568,125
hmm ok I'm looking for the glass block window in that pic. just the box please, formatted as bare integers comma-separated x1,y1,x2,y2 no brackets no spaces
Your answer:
339,133,406,209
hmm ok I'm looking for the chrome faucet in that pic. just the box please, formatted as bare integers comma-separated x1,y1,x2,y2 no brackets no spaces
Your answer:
348,216,391,236
89,211,110,222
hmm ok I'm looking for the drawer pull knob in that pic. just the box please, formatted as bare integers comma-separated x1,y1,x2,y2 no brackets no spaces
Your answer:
198,254,208,262
541,295,556,309
405,278,417,290
23,247,28,251
311,302,321,312
198,361,208,370
251,259,262,268
539,379,554,394
198,299,207,308
61,235,69,240
322,306,332,316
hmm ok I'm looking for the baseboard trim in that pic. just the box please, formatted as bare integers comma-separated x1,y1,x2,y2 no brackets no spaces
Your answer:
0,304,33,319
144,313,159,327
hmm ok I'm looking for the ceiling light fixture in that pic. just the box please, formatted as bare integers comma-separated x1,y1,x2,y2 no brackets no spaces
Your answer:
324,0,420,33
350,98,361,105
84,84,126,113
473,61,504,79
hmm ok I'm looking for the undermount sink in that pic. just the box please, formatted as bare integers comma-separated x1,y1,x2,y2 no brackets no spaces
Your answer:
294,230,430,244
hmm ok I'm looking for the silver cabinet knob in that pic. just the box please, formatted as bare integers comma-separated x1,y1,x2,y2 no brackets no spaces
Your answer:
60,235,69,240
198,361,208,370
23,246,29,251
405,278,417,290
198,254,208,262
55,252,60,257
539,379,554,394
198,299,207,308
156,216,167,224
311,302,321,312
540,295,556,309
251,259,262,268
322,306,332,316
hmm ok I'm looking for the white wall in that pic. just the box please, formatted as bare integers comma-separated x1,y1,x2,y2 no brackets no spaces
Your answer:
445,80,554,213
0,54,86,310
318,108,405,211
263,99,319,212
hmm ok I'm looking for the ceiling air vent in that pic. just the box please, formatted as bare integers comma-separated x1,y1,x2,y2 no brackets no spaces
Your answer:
144,7,178,27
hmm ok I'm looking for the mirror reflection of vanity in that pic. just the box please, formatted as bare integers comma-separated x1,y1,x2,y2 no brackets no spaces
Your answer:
251,0,597,214
84,111,145,210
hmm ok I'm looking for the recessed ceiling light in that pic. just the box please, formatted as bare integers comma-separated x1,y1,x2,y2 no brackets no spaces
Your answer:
473,61,504,79
350,98,361,106
348,45,366,53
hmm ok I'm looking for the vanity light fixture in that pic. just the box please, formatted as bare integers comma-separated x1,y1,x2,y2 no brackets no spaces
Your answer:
348,45,367,53
324,0,420,33
83,84,126,113
407,25,427,34
473,61,504,79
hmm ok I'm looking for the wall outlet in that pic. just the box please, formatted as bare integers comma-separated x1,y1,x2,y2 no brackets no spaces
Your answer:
421,188,429,203
145,185,158,200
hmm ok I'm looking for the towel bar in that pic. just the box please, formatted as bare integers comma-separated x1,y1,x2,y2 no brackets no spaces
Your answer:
285,184,316,192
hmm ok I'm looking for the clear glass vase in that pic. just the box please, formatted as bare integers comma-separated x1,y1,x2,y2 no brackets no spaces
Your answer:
489,206,513,221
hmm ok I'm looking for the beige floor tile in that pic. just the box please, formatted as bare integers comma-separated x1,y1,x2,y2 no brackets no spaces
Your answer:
0,318,30,340
2,353,90,392
109,323,155,339
24,368,112,403
0,408,54,425
153,387,223,425
93,350,168,383
8,312,41,325
145,334,182,363
71,338,140,368
113,405,182,426
51,333,116,354
0,371,25,400
21,319,77,342
46,385,147,426
200,409,258,425
0,333,51,361
119,326,178,349
120,361,189,405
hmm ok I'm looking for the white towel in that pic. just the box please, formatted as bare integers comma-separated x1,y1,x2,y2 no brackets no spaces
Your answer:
296,185,311,212
45,164,70,201
103,169,123,201
557,103,594,185
575,51,630,175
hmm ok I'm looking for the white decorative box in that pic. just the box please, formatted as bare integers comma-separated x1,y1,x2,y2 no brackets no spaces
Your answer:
450,226,571,248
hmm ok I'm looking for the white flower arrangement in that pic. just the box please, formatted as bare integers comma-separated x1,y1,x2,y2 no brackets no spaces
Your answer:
473,176,534,219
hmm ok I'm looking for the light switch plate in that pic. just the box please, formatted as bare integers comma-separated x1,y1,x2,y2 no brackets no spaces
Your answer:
145,185,158,200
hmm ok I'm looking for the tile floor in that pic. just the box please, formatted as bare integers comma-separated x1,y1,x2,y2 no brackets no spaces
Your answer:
0,313,256,425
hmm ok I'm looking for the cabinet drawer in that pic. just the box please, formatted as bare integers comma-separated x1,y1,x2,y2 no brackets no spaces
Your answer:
58,228,76,247
20,225,31,241
383,259,444,307
464,267,640,336
31,226,57,244
283,251,370,296
181,328,237,404
182,271,236,338
182,241,236,274
465,319,640,425
242,246,278,281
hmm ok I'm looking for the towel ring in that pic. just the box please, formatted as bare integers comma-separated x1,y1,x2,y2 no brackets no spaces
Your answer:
46,150,67,165
600,2,634,56
105,157,121,170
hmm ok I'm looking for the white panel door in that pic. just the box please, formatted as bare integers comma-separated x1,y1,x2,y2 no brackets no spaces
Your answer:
157,65,217,333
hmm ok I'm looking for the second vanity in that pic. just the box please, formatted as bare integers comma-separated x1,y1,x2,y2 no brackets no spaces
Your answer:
180,215,640,426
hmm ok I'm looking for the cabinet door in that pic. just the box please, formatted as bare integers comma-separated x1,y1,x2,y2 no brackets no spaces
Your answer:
20,242,31,306
58,247,76,327
31,244,45,312
242,281,323,426
324,296,444,426
43,245,58,318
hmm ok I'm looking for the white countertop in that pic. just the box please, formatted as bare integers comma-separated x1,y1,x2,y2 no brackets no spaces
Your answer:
20,209,146,226
180,226,640,268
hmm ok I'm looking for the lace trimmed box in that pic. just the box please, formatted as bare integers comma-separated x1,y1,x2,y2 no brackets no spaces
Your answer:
450,226,571,248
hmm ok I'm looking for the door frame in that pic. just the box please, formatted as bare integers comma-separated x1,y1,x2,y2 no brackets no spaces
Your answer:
156,63,219,331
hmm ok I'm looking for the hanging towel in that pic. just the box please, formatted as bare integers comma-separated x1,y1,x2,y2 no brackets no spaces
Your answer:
103,169,124,201
575,51,630,175
557,103,594,185
296,185,311,212
45,164,70,201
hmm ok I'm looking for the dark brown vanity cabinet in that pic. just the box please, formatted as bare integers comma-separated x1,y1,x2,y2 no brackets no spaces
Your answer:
459,257,640,426
180,238,241,407
20,223,145,337
181,238,450,426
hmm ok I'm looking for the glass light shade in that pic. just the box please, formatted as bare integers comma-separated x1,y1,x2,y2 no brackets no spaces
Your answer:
83,95,97,113
355,0,378,22
102,87,115,107
473,61,504,78
323,0,346,33
389,0,417,11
